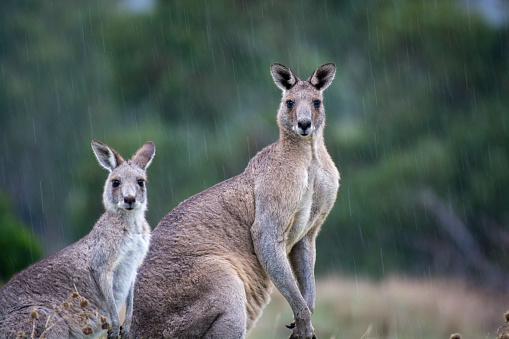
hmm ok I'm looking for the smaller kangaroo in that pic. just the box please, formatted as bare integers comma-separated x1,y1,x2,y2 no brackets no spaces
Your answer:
0,140,155,339
131,63,339,338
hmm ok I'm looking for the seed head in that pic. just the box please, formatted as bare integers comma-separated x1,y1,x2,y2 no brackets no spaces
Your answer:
63,301,70,309
504,311,509,323
16,331,25,338
29,308,39,319
98,314,111,329
450,334,462,339
79,311,90,321
79,297,89,308
72,291,79,298
500,332,509,339
100,315,108,324
82,325,93,335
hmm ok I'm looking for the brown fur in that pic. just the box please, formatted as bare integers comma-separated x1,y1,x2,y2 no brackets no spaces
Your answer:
131,63,339,339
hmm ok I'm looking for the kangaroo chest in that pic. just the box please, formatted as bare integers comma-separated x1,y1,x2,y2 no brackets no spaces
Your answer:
112,230,150,307
285,160,339,250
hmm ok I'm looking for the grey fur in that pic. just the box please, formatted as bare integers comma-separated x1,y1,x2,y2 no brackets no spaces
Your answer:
131,63,339,339
0,140,155,339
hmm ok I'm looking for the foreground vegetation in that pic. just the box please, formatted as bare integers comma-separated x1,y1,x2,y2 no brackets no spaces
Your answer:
4,276,507,338
250,277,509,339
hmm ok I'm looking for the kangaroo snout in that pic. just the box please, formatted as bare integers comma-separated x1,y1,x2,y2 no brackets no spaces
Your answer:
297,118,312,136
123,195,136,209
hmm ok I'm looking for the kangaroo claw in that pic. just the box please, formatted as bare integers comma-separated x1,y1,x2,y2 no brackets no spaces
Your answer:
286,321,296,329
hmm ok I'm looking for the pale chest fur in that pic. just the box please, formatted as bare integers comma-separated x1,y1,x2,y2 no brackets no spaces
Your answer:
285,151,339,251
111,222,150,310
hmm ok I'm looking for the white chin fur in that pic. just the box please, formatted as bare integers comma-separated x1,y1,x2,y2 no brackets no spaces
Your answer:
297,127,313,136
120,203,140,211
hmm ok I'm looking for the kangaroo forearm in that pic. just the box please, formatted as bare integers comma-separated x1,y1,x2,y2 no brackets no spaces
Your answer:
294,266,316,313
92,269,119,325
289,237,317,313
262,254,310,321
252,227,310,321
122,284,134,330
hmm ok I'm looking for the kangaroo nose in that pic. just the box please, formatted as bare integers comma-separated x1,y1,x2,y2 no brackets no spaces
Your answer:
297,119,312,134
124,196,136,205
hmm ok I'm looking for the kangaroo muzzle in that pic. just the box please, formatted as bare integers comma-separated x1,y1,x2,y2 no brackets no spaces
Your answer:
297,118,312,136
295,107,313,136
122,194,137,210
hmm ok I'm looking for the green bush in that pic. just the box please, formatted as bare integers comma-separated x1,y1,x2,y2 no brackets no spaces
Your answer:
0,192,42,282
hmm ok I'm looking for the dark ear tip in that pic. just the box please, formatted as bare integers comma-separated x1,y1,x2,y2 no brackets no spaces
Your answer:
91,139,103,148
145,141,156,153
321,62,336,71
270,62,285,71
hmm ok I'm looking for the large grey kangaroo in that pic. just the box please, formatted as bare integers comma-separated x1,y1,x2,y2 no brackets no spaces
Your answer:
0,140,155,339
131,63,339,339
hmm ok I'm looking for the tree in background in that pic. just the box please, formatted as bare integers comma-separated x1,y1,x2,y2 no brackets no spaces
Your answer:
0,0,508,287
321,1,509,286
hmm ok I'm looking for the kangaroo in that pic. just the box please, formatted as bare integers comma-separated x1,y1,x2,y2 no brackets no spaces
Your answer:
0,140,155,339
131,63,339,339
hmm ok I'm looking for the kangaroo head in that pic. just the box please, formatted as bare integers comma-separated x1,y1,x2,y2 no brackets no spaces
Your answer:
91,140,156,213
271,63,336,138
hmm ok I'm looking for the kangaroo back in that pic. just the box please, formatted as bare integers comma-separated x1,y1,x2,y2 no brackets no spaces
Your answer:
0,140,155,339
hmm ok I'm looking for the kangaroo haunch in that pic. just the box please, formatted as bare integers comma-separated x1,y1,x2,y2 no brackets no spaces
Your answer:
131,63,339,339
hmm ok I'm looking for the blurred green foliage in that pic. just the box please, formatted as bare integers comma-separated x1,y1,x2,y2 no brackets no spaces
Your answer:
0,0,508,286
322,1,509,281
0,192,42,281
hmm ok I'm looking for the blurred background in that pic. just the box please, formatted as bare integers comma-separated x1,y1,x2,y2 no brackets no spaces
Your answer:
1,0,508,337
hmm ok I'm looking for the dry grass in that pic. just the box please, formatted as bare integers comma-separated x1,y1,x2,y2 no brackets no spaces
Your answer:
249,276,509,339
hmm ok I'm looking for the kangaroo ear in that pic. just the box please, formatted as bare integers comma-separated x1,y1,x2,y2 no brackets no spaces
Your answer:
91,140,124,172
308,63,336,91
131,141,156,170
270,63,298,91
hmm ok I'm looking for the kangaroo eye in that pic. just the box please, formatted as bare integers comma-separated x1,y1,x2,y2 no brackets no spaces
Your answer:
286,100,294,109
313,100,321,109
137,180,145,188
112,179,120,188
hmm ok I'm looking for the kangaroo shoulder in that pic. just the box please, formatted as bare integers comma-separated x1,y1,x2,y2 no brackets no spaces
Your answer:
244,143,277,175
248,142,306,179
